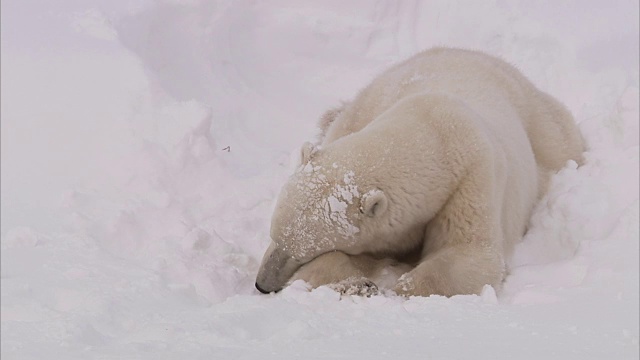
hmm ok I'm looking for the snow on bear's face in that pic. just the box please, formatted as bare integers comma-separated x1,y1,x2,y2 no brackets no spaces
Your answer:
255,143,388,293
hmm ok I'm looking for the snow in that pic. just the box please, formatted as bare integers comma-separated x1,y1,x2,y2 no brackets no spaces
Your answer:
1,0,638,359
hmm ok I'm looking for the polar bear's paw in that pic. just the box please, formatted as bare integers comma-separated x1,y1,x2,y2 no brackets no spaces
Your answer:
328,277,379,297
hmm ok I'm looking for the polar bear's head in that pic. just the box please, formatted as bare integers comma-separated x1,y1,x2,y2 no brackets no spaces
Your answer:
255,94,472,293
255,141,395,294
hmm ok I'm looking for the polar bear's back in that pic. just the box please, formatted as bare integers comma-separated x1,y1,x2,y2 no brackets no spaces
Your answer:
323,48,529,142
322,48,584,176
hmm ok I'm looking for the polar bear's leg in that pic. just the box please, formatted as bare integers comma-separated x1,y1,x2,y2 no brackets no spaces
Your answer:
289,251,411,295
392,174,507,297
317,102,348,143
527,92,586,171
393,245,505,297
289,251,367,288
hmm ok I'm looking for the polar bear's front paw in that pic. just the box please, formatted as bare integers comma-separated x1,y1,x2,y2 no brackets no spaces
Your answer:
392,273,416,297
328,277,379,297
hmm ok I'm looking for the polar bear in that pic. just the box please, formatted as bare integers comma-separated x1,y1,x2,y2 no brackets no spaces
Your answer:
256,47,585,297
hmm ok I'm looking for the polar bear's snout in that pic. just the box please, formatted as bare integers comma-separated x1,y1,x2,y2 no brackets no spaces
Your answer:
254,281,271,294
255,242,303,294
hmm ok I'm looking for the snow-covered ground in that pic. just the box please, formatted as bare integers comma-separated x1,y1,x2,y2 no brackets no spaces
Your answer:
1,1,638,359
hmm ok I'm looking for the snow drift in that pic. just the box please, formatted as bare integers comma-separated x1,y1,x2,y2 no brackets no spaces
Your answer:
1,1,638,359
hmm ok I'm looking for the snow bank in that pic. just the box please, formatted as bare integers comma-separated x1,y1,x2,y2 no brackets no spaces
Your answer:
1,1,638,359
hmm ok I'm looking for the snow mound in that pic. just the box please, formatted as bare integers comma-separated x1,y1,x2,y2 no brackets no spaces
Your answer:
1,1,638,359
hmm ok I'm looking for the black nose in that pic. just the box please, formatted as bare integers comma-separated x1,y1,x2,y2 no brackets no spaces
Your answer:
255,282,270,294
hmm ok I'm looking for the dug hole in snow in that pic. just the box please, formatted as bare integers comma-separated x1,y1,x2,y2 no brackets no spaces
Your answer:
1,1,638,359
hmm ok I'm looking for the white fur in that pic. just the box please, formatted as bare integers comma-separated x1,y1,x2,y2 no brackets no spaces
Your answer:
256,47,585,297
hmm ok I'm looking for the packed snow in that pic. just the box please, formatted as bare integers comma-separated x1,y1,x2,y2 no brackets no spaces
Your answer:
1,1,638,359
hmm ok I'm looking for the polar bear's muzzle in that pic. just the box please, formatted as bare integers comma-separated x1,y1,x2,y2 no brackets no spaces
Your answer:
255,242,302,294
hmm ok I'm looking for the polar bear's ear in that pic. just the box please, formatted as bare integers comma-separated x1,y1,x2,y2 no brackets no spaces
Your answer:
361,190,388,218
300,142,315,164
